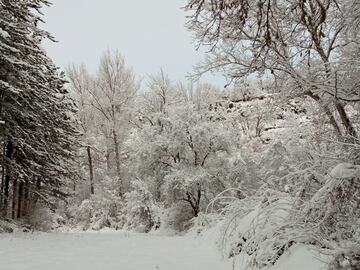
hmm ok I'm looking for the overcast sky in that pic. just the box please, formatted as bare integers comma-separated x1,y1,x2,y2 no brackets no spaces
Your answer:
41,0,225,87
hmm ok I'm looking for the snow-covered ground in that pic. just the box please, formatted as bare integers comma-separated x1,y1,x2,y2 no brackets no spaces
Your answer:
0,230,330,270
0,231,232,270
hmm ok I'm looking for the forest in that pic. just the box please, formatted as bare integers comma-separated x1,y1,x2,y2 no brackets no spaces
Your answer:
0,0,359,269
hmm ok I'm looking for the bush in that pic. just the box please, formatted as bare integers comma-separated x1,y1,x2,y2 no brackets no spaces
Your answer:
0,219,14,233
28,203,65,232
159,203,194,233
123,179,157,233
186,212,220,236
329,247,360,270
72,196,122,231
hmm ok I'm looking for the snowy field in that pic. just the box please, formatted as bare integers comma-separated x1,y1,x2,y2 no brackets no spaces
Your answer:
0,231,232,270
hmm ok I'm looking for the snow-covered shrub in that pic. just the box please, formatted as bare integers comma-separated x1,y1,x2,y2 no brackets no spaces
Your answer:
221,189,296,268
159,203,194,233
302,164,360,243
218,161,360,269
163,167,215,218
72,196,122,231
329,247,360,270
74,199,93,228
123,179,157,232
0,219,15,233
28,203,65,232
186,212,220,235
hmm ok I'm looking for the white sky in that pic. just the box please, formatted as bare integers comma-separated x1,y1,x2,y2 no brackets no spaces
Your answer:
41,0,226,87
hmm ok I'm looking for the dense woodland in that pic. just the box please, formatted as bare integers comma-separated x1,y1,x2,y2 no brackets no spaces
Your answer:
0,0,360,269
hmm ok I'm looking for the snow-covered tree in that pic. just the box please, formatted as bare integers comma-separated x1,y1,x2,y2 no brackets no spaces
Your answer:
90,50,138,196
67,64,97,196
123,179,157,232
185,0,360,139
0,0,79,220
127,87,236,222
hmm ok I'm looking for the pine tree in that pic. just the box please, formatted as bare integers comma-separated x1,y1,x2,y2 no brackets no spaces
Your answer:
0,0,79,220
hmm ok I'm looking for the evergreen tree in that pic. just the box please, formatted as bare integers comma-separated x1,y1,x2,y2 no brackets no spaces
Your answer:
0,0,79,219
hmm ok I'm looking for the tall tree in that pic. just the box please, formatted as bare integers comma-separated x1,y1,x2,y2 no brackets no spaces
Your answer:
67,65,96,195
90,50,138,196
0,0,79,218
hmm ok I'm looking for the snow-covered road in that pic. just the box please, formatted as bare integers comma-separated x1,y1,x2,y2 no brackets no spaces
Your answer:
0,231,232,270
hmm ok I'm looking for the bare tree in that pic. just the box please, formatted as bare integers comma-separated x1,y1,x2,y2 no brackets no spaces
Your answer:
67,64,96,195
185,0,360,138
91,50,138,196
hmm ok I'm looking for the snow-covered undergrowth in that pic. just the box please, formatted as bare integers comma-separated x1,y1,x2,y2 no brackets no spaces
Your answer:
190,162,360,270
189,205,330,270
55,178,197,234
190,209,329,270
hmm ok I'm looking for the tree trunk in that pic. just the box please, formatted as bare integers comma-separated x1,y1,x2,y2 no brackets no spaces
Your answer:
3,172,10,218
22,179,29,218
306,92,342,137
315,52,357,139
11,178,17,219
17,181,23,219
154,173,163,202
86,145,95,195
112,129,122,196
32,178,41,207
194,186,201,217
185,185,202,217
105,147,111,171
3,140,13,217
335,102,358,139
0,142,6,209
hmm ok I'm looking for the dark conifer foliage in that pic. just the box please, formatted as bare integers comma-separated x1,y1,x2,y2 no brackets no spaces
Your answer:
0,0,79,219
